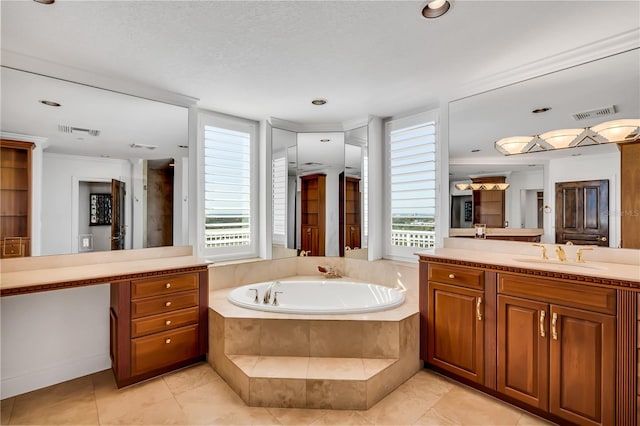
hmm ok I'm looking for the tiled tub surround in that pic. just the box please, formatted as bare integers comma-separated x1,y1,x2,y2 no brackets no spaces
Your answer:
208,257,420,409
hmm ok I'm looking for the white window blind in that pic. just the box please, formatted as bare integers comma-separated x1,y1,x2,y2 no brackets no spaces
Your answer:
272,155,287,242
203,125,252,248
386,112,437,255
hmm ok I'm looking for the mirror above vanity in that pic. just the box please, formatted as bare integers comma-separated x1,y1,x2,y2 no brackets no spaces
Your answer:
0,67,190,256
448,48,640,247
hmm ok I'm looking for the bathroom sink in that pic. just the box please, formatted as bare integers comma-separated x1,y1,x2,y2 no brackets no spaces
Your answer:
512,257,608,271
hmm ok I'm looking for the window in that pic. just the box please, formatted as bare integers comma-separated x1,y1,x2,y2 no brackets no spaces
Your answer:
199,112,258,259
385,111,438,259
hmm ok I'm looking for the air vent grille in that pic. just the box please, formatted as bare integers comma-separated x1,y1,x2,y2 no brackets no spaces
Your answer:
571,105,616,121
130,143,158,150
58,124,100,136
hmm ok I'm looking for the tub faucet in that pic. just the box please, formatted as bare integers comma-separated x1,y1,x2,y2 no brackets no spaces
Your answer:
263,281,280,304
555,246,567,262
318,266,341,279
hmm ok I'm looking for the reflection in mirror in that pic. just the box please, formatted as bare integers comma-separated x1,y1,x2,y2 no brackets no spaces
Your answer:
0,67,189,256
271,125,368,258
449,48,640,246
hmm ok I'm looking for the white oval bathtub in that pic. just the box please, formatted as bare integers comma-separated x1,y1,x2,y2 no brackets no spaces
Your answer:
227,280,405,314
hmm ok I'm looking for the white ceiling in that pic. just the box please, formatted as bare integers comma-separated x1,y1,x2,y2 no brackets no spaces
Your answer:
1,1,639,159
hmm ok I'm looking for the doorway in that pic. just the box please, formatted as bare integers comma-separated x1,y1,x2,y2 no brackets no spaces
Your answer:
555,179,609,246
146,159,174,248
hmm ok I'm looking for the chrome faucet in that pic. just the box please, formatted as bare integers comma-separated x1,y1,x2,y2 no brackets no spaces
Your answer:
263,281,280,304
555,246,567,262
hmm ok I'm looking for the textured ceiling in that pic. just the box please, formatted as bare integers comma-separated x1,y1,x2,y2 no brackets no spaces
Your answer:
2,1,639,124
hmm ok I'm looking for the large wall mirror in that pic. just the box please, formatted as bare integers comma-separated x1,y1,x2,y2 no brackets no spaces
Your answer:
1,67,189,256
271,124,368,258
448,48,640,247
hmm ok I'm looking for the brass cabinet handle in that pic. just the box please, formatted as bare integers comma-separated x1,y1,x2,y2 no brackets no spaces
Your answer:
165,338,171,344
448,273,456,279
551,312,558,340
165,301,172,307
165,320,172,326
476,297,482,321
599,236,608,242
539,310,546,337
165,283,171,289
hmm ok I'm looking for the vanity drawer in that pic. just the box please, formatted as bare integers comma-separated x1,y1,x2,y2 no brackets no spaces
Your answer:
131,306,199,338
130,325,199,376
429,264,484,290
1,239,29,258
131,273,198,299
498,273,616,315
131,290,198,318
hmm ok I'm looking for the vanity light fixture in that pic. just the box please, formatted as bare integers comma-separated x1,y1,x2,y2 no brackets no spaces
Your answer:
455,183,510,191
495,118,640,155
311,99,327,106
422,0,451,18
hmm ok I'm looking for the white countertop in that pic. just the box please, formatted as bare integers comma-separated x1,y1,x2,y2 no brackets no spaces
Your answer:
417,246,640,284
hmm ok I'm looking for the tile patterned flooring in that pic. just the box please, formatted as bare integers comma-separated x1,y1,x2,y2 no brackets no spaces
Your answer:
0,363,554,425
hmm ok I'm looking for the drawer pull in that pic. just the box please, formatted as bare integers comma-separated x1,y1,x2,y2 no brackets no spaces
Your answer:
476,297,482,321
165,283,171,289
448,273,455,279
551,313,558,340
165,338,171,344
165,301,172,307
165,320,172,326
539,310,546,338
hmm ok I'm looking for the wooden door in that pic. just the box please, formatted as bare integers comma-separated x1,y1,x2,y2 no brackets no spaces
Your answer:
146,160,174,248
555,180,609,246
620,142,640,248
548,305,615,426
427,281,484,384
111,179,126,250
497,295,549,410
300,174,325,256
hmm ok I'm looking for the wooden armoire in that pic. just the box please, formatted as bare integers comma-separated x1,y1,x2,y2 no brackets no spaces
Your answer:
300,174,326,256
620,141,640,248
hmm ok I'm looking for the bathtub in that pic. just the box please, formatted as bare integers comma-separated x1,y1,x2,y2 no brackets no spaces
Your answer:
227,280,405,314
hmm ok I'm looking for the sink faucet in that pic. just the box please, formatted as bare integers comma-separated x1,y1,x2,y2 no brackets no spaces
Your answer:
555,246,567,262
263,281,280,304
532,244,548,260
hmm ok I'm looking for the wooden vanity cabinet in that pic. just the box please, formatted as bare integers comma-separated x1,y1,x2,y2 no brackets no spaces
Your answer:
110,269,208,388
497,274,616,426
420,258,630,426
426,264,485,384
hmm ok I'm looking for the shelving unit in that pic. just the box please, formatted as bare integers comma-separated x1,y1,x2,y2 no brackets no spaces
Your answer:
300,174,325,256
1,140,34,258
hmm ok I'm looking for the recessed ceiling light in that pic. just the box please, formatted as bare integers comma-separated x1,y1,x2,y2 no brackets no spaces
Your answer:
311,99,327,106
422,0,451,18
33,0,54,4
178,145,188,148
571,153,582,157
471,149,481,153
39,100,61,107
532,107,551,114
320,139,331,143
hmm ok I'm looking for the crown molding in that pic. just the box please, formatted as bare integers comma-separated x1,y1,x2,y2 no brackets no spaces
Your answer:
0,132,49,149
1,49,199,108
451,28,640,102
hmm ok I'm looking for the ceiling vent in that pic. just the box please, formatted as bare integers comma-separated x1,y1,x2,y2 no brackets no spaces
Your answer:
58,124,100,137
571,105,616,121
130,143,158,150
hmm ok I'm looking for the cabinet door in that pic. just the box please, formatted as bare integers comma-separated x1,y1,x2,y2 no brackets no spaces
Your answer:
497,295,549,410
301,225,320,256
427,281,484,384
549,305,615,426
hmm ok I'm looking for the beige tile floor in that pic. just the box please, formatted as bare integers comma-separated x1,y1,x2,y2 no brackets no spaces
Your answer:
0,363,555,425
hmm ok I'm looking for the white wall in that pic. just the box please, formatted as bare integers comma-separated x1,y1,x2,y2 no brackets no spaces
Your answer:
325,170,340,256
41,153,132,255
505,169,544,229
545,152,620,246
0,284,111,399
